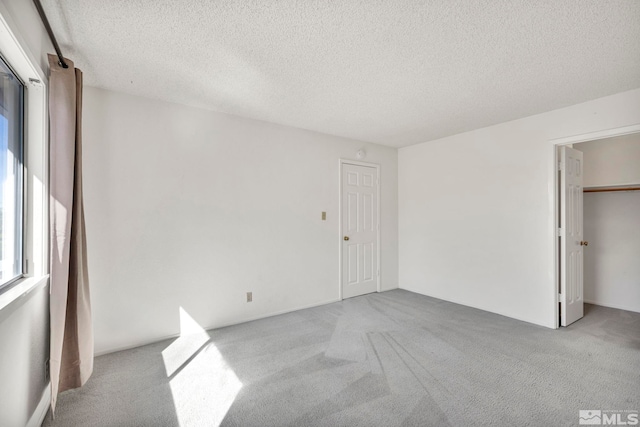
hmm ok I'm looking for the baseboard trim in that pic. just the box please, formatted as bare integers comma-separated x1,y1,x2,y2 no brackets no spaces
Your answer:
398,285,556,329
209,298,343,332
26,382,50,427
95,297,342,356
585,299,640,314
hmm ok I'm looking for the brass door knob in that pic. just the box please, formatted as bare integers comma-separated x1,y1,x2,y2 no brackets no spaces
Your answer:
580,241,589,246
344,236,350,241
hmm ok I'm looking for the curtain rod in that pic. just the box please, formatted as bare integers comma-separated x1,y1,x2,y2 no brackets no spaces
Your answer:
584,186,640,193
32,0,69,69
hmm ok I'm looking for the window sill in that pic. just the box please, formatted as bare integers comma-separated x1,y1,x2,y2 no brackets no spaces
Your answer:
0,275,48,322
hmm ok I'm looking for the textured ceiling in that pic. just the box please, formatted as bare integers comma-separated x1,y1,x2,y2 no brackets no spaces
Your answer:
43,0,640,148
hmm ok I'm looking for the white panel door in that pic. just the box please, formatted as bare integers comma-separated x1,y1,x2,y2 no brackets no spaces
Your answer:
560,146,585,326
341,163,379,299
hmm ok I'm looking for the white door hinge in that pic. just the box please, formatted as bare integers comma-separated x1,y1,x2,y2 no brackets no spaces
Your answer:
557,228,564,237
558,161,564,171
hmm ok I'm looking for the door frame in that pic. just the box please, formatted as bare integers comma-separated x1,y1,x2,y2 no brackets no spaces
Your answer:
338,159,381,300
548,123,640,328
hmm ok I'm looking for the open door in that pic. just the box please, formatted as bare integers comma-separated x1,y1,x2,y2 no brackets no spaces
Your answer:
559,146,585,326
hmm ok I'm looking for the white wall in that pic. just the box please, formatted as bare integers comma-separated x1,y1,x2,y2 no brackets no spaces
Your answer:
579,133,640,187
398,88,640,328
0,0,51,72
0,0,52,425
0,283,49,426
583,191,640,313
83,87,398,354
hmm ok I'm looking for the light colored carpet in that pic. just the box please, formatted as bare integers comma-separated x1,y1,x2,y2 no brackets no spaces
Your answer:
44,289,640,426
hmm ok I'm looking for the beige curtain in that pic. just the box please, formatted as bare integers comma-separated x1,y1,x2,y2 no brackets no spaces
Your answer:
48,54,93,412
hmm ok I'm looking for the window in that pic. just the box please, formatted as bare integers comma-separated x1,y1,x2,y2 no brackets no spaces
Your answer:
0,11,47,306
0,55,24,288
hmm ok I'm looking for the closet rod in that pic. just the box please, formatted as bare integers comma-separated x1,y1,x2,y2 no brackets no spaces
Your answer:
33,0,68,68
584,187,640,193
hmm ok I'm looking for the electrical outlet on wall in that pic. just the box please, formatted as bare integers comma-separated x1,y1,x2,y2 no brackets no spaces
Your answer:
247,292,252,302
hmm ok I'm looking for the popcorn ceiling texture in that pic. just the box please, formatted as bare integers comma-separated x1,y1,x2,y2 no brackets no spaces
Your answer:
44,0,640,147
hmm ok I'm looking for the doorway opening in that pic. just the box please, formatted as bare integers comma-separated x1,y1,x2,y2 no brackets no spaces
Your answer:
550,124,640,327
